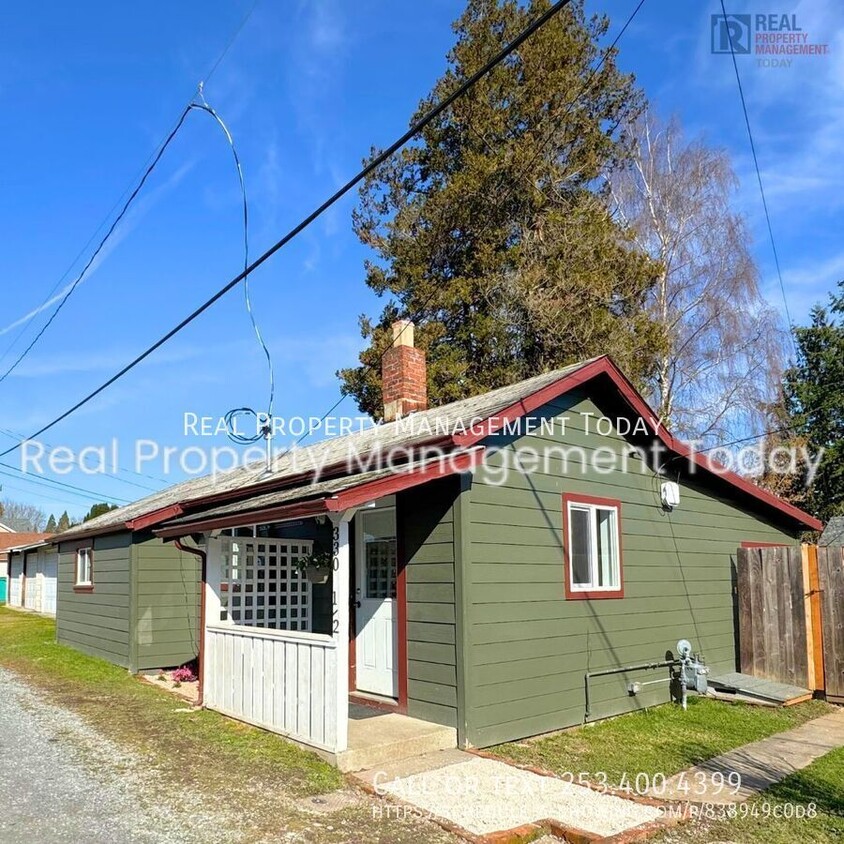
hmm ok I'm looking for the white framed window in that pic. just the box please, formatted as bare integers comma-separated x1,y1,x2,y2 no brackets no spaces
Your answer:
564,495,622,598
75,547,93,589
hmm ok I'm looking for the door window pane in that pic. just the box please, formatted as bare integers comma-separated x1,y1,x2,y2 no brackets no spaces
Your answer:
362,509,397,599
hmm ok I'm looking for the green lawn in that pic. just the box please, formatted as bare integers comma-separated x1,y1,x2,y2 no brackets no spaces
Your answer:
0,607,343,795
656,746,844,843
491,695,836,787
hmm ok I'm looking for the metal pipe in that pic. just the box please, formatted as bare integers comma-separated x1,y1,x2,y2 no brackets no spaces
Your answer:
584,659,678,721
174,538,207,708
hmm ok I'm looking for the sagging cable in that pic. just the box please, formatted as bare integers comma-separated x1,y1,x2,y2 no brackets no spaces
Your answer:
191,86,275,444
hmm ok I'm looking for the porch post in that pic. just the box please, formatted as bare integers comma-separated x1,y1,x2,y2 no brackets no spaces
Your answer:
203,537,224,708
330,511,353,753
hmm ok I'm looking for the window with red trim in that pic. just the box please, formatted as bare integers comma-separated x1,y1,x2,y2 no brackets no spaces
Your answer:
563,494,623,599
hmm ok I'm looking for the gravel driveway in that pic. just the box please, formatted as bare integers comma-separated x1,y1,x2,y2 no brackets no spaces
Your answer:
0,668,254,844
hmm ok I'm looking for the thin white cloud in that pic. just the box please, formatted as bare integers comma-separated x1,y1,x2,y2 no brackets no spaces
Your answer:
0,160,196,337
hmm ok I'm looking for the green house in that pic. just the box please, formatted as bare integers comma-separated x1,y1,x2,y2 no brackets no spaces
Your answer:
54,529,200,673
60,341,821,766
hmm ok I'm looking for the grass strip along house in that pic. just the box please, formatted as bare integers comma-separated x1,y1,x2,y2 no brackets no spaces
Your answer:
54,321,822,768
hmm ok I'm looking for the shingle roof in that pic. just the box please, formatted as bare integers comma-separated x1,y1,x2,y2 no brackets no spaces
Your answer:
819,517,844,546
0,532,54,552
58,359,594,539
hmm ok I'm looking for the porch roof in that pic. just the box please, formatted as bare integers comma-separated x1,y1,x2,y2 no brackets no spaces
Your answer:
154,449,484,536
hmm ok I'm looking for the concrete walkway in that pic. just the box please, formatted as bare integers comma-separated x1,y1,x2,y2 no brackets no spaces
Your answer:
654,709,844,804
354,749,662,839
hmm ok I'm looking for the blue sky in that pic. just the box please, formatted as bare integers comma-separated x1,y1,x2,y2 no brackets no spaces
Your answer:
1,0,841,519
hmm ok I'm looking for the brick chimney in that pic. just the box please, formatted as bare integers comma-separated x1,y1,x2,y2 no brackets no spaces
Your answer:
382,320,427,422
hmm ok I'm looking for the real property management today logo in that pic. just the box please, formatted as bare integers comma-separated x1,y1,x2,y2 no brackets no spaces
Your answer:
711,11,830,68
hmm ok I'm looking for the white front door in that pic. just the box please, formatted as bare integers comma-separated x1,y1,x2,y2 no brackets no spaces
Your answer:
355,503,398,698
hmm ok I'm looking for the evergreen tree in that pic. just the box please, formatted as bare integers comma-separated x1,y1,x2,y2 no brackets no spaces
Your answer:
83,502,119,523
339,0,662,418
780,282,844,521
45,514,57,533
56,511,71,532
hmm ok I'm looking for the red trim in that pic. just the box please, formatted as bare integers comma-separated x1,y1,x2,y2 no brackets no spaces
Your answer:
349,525,357,693
155,499,330,537
562,493,624,600
126,504,184,531
454,356,822,532
454,359,612,448
349,693,400,712
326,449,484,512
740,541,790,548
395,494,409,713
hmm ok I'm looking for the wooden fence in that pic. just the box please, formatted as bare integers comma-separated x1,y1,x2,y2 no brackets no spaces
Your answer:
818,545,844,702
736,546,810,689
736,544,844,702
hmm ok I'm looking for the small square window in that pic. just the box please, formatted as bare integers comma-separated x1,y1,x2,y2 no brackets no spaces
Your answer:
75,548,93,589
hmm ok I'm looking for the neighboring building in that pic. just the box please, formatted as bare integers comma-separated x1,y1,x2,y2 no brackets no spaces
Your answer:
819,516,844,546
1,530,53,605
56,324,821,762
7,540,58,616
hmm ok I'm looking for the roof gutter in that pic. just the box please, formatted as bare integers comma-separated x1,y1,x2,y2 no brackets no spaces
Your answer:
174,539,207,708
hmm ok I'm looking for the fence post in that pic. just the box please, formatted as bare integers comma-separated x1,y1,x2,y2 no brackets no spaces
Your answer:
807,544,826,693
801,544,816,690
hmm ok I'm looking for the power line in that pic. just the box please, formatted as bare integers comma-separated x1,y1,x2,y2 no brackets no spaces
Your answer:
284,0,649,452
0,428,163,491
0,464,130,505
0,0,576,459
0,108,195,384
0,0,261,376
719,0,796,353
697,389,844,455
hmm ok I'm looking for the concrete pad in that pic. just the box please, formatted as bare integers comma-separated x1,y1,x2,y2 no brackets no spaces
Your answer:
654,710,844,804
335,710,457,772
357,753,661,838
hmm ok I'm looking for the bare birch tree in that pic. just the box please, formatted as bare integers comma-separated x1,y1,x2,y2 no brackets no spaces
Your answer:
608,109,786,446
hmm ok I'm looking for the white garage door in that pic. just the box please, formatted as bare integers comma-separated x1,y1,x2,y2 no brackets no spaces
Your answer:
8,558,23,607
42,553,57,616
23,554,38,611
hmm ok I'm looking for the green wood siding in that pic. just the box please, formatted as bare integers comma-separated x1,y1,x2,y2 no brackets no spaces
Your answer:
56,532,132,668
400,478,459,728
132,534,200,671
462,390,800,747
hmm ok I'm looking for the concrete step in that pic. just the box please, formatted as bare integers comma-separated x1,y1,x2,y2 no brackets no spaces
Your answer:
335,712,457,772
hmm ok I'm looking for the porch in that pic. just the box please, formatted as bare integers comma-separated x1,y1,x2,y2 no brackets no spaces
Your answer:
199,497,457,770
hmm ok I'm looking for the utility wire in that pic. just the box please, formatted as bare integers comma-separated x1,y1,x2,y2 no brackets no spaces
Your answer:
696,389,844,455
0,0,261,374
0,0,576,458
282,0,648,454
191,89,275,439
0,428,163,491
0,107,194,385
0,464,130,504
719,0,796,354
